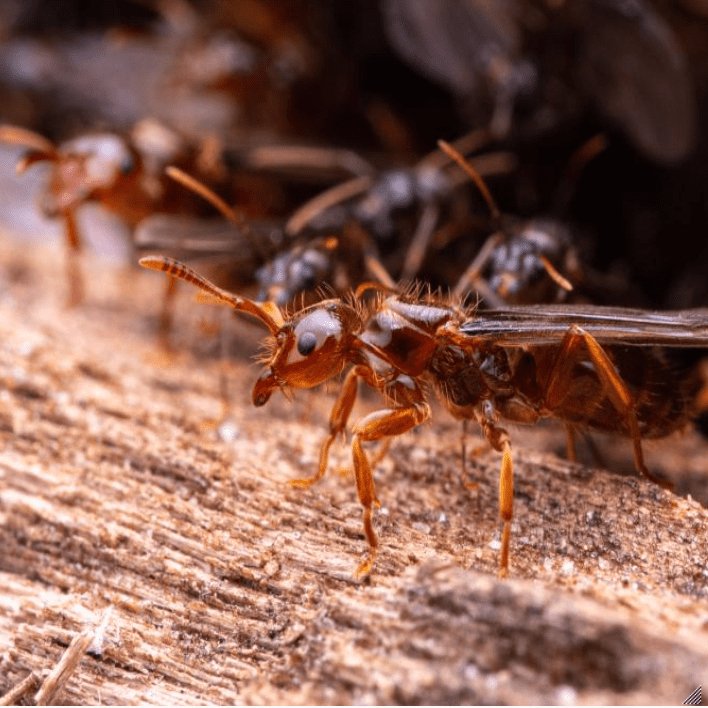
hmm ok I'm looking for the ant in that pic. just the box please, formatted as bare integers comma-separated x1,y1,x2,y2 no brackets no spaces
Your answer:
443,135,614,308
0,124,145,304
260,133,599,310
0,120,220,306
139,252,708,579
279,130,516,284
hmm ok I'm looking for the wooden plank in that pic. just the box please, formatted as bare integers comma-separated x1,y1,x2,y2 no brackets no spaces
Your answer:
0,240,706,704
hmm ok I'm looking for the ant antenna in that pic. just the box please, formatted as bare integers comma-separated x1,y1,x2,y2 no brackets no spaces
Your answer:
0,125,59,172
437,139,502,229
166,166,239,222
165,165,269,259
139,255,283,333
554,133,608,214
0,124,57,155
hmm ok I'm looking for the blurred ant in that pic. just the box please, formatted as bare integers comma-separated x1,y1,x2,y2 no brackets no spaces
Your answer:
0,120,217,305
247,132,599,309
442,134,613,308
268,130,515,284
0,124,144,304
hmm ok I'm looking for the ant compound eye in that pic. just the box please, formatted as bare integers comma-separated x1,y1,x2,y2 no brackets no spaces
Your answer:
297,331,318,357
120,154,135,175
287,307,342,365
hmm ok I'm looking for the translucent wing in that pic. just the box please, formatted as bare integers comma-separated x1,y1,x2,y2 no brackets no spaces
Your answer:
574,0,696,163
381,0,520,97
460,304,708,347
134,214,284,255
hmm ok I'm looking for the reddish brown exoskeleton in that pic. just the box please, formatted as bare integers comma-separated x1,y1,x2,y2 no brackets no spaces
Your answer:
139,254,708,578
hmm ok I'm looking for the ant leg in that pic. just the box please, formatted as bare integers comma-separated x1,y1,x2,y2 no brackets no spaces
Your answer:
239,144,374,179
363,251,397,290
565,425,577,462
285,175,372,237
545,326,670,489
289,367,362,490
334,430,391,482
158,276,178,349
477,408,514,577
63,208,83,306
452,231,506,302
582,431,608,470
461,418,468,478
197,313,236,434
350,402,431,577
401,202,439,282
499,440,513,577
216,309,233,425
368,438,392,469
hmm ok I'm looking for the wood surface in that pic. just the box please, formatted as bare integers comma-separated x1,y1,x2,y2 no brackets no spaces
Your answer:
0,239,706,705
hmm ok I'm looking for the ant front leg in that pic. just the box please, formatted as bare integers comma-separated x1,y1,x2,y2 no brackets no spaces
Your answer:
544,325,670,489
289,366,365,490
349,398,431,578
63,208,84,306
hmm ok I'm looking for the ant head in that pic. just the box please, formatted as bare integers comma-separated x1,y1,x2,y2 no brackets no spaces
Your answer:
43,134,140,214
138,256,362,408
252,300,360,406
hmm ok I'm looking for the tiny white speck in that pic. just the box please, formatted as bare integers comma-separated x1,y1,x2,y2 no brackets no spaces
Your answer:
53,391,70,406
437,512,448,524
16,341,38,357
488,537,501,551
561,559,575,575
464,663,479,680
484,674,498,690
218,420,239,443
555,685,577,705
409,448,428,464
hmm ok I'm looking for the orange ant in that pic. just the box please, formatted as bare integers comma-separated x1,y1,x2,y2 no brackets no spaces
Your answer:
0,121,219,307
139,249,708,578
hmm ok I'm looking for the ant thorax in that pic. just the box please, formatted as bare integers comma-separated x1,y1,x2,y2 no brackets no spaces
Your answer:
359,296,459,378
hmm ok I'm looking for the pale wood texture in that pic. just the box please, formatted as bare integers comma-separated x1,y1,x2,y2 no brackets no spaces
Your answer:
0,239,707,705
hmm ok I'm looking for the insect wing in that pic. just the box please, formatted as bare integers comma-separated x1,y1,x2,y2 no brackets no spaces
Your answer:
460,305,708,348
381,0,520,97
134,214,282,255
573,0,696,163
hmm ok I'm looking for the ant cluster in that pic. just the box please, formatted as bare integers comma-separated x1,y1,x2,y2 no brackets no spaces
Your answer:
1,0,707,576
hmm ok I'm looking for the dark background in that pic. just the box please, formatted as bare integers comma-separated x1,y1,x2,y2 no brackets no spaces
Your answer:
0,0,707,307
